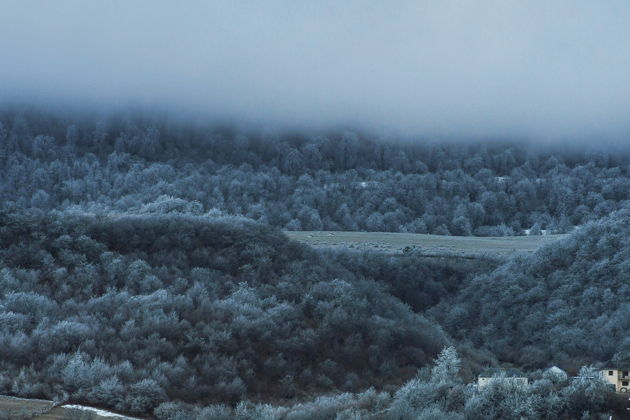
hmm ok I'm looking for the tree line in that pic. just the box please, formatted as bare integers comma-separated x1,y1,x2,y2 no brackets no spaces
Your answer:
153,347,620,419
2,109,630,235
2,107,629,417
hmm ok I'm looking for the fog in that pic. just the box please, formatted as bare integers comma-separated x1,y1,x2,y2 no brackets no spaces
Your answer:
1,0,630,140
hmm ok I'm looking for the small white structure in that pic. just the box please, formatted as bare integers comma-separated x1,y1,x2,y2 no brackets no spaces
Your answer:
478,368,528,389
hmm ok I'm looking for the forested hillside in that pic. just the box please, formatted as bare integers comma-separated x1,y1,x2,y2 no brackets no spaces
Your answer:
0,210,450,415
3,109,630,235
2,109,630,418
2,202,625,418
435,209,630,371
4,0,630,416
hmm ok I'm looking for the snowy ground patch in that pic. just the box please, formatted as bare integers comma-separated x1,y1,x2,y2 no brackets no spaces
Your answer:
62,404,144,419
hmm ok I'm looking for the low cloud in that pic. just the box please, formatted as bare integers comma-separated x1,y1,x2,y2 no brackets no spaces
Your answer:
1,0,630,140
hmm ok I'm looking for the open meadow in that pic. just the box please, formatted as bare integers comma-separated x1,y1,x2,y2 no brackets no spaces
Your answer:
285,231,569,258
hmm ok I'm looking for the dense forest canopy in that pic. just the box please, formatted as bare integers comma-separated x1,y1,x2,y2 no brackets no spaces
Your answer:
0,210,451,415
2,109,630,236
153,349,621,420
434,209,630,371
1,207,625,418
1,108,630,418
3,0,630,417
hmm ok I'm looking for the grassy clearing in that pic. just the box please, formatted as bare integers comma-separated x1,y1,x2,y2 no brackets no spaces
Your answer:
0,395,54,419
285,231,568,258
0,396,140,420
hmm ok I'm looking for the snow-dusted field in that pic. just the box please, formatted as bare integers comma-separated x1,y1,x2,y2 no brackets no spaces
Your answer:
62,404,143,419
286,230,568,257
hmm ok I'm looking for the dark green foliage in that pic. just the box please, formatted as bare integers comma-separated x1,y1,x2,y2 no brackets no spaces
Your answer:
2,107,629,418
152,350,616,419
2,110,630,235
0,211,448,415
325,250,479,312
437,209,630,370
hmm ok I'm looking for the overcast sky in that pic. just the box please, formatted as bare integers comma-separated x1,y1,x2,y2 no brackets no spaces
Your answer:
1,1,630,140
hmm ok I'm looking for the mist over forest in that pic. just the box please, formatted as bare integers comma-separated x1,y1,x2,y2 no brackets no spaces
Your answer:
4,109,630,238
2,1,630,419
0,109,629,418
3,1,630,139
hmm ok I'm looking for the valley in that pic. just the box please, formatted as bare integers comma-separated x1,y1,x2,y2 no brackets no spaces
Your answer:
286,230,568,257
